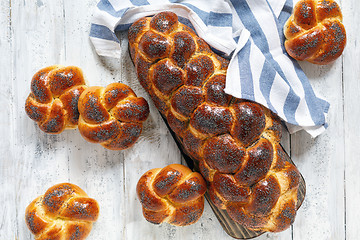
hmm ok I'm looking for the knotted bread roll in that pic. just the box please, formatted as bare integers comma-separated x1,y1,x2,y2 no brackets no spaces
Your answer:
78,83,149,150
137,164,207,226
284,0,346,64
129,11,302,232
25,183,99,240
25,66,88,133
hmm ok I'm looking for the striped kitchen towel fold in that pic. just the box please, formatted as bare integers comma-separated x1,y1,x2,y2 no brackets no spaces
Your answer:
90,0,330,137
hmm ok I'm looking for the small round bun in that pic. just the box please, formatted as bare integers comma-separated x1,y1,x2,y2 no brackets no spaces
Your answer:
136,164,207,226
25,183,99,240
284,0,346,64
25,65,88,134
78,83,149,150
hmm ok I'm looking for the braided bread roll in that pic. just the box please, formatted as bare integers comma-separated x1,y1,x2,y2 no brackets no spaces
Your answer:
78,83,149,150
284,0,346,64
129,11,301,232
25,66,88,134
25,183,99,240
137,164,206,226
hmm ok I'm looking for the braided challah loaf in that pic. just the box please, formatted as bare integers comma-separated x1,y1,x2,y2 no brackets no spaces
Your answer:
78,83,149,150
284,0,346,64
137,164,206,226
25,183,99,240
129,11,302,232
25,66,88,134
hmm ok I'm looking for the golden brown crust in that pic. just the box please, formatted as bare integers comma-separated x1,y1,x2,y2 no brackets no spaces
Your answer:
25,66,88,134
284,0,346,64
77,83,149,150
25,183,99,240
136,164,206,226
129,11,301,232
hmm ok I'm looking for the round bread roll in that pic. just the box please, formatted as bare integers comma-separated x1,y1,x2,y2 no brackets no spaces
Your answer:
25,183,99,240
284,0,346,64
25,65,88,134
78,82,149,150
137,164,207,226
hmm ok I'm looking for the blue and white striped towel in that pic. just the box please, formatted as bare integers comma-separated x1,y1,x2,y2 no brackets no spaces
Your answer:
89,0,329,137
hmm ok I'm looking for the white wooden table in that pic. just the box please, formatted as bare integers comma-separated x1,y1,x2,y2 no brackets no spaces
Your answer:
1,0,358,239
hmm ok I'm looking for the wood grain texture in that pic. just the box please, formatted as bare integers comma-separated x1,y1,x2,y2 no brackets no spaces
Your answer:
62,0,126,238
290,1,346,239
0,0,357,239
0,0,13,238
342,0,360,239
7,1,69,239
290,0,347,239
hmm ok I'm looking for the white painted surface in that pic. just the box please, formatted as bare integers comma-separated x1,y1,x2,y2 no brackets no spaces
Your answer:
0,0,357,239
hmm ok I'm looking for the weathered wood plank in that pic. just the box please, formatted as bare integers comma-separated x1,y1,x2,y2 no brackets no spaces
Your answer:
289,0,346,238
62,0,125,238
288,0,346,239
8,0,70,239
291,43,345,240
0,0,14,239
342,0,360,239
291,66,345,240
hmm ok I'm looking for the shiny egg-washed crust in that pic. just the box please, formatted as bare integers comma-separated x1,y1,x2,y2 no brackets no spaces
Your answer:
129,11,301,232
136,164,207,226
25,65,88,134
284,0,346,65
25,183,99,240
77,83,149,150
